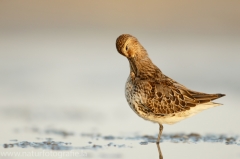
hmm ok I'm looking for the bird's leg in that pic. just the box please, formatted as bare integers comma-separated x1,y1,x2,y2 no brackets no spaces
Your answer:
156,124,163,144
156,143,163,159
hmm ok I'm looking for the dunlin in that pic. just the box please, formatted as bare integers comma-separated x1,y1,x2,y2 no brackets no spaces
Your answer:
116,34,225,143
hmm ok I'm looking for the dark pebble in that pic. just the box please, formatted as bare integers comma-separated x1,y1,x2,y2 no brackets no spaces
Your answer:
140,142,148,145
104,135,115,140
3,144,8,148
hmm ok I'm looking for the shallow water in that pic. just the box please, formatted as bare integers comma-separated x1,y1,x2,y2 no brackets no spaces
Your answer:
1,118,240,159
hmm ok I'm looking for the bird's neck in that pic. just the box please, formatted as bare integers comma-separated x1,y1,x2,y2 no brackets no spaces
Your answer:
128,51,162,80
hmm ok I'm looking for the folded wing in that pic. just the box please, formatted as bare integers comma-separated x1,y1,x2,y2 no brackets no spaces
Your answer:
143,75,225,116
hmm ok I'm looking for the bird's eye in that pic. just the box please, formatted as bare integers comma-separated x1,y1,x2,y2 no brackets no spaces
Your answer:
126,45,128,51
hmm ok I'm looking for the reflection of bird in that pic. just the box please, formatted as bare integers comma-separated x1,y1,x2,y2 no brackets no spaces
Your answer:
157,144,163,159
116,34,225,143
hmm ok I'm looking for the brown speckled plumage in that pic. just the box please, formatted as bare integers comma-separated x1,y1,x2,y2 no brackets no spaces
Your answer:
116,34,225,143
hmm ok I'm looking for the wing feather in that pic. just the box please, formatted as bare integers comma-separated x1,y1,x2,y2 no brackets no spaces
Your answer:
142,75,225,116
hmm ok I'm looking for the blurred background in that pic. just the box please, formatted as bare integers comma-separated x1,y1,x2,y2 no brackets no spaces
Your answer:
0,0,240,158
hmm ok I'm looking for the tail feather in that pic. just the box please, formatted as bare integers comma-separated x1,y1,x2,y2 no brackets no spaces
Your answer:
188,90,225,103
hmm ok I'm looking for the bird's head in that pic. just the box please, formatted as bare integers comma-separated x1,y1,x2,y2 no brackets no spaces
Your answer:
116,34,146,58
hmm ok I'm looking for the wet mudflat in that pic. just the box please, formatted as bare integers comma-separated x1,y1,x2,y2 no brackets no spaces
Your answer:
3,126,240,149
1,124,240,159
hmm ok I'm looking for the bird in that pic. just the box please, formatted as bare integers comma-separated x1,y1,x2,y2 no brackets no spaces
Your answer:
115,34,225,144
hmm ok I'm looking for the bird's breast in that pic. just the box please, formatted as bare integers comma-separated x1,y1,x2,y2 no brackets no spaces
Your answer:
125,76,150,119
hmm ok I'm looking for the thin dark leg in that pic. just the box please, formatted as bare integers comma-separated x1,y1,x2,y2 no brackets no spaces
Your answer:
156,124,163,144
156,143,163,159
